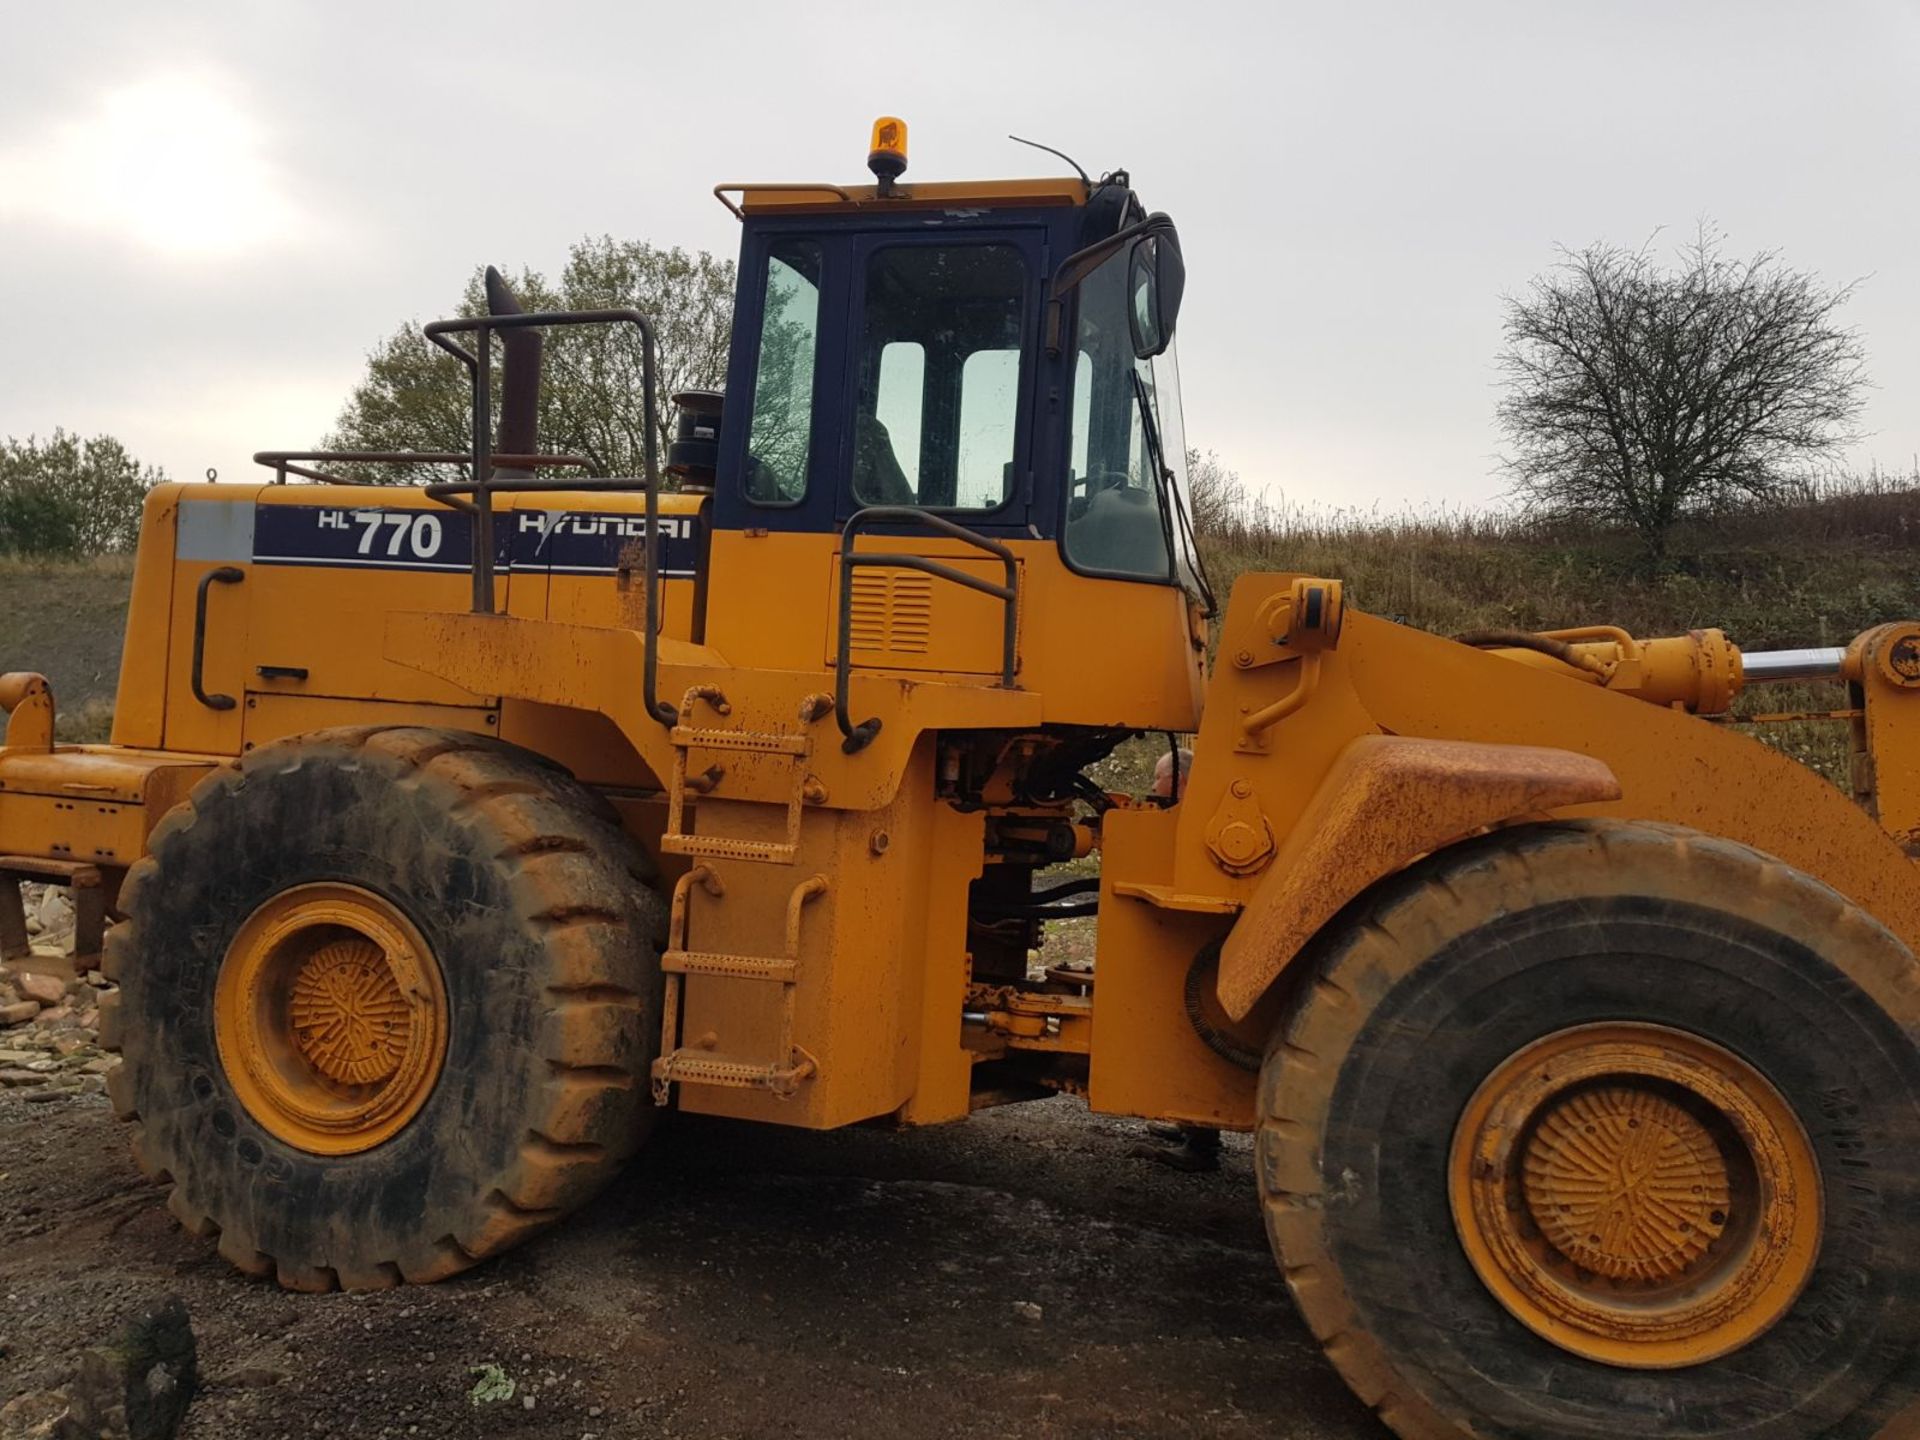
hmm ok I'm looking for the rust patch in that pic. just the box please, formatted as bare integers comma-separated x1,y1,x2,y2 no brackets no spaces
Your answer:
615,539,651,631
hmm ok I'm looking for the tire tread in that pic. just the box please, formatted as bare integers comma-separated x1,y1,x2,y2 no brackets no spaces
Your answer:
1257,818,1920,1440
103,726,666,1291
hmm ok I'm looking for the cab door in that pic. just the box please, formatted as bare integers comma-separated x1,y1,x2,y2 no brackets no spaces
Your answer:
823,228,1045,678
835,227,1044,534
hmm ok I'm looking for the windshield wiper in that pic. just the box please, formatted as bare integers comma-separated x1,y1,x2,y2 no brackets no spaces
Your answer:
1129,367,1180,574
1130,365,1219,616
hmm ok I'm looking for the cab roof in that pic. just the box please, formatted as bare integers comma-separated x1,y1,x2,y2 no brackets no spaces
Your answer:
715,176,1089,220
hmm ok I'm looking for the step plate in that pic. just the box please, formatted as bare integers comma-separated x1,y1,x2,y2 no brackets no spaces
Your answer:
659,833,799,865
651,1048,817,1102
671,726,809,756
662,948,798,983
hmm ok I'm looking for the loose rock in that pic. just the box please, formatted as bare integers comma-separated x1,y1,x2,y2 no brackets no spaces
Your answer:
34,890,70,933
0,1390,68,1439
14,973,66,1008
55,1296,197,1440
215,1367,284,1389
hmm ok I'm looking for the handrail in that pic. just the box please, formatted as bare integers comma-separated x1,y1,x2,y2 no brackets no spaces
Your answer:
420,307,677,730
834,507,1020,753
712,182,857,221
252,450,594,488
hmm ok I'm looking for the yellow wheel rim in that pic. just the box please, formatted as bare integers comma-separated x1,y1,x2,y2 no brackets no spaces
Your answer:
214,883,447,1155
1449,1023,1822,1369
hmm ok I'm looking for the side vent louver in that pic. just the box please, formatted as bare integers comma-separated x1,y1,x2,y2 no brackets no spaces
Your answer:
848,569,933,655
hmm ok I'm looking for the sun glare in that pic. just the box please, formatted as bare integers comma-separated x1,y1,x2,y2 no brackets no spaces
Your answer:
0,73,299,259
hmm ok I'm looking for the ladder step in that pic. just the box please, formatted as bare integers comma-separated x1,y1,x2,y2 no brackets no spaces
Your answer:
660,834,798,865
672,726,809,756
651,1048,816,1098
662,948,797,983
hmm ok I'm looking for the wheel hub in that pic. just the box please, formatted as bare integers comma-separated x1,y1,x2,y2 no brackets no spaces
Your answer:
1450,1023,1822,1369
288,938,415,1087
215,883,447,1156
1523,1083,1730,1284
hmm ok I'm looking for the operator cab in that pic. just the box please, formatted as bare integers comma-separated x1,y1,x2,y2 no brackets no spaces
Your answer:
707,121,1209,608
227,121,1209,746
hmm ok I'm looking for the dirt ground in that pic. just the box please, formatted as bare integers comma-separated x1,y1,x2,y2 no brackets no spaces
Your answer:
0,1088,1381,1440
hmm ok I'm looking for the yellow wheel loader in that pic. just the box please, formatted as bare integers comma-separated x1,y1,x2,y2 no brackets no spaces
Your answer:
6,120,1920,1436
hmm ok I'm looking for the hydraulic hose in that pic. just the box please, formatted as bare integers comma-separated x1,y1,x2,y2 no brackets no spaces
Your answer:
1454,628,1611,677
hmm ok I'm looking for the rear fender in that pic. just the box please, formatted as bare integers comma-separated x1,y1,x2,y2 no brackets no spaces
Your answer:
1216,735,1620,1019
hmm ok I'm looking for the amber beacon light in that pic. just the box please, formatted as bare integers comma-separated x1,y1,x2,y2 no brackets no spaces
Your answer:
868,116,909,193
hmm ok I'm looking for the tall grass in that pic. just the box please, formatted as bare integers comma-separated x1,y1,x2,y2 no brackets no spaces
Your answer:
1180,465,1920,790
1193,465,1920,650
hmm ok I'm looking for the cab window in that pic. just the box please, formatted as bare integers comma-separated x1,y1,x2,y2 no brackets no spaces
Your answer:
1063,246,1175,579
745,239,823,504
873,341,926,489
852,244,1025,510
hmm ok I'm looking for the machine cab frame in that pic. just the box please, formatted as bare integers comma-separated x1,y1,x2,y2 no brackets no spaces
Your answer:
710,181,1208,599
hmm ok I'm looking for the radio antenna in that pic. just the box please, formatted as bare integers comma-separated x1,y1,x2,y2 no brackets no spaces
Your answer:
1008,134,1091,187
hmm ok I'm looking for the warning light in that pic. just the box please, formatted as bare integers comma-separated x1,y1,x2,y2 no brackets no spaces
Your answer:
868,116,909,194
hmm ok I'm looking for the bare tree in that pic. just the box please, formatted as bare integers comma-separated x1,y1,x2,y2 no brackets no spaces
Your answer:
1497,228,1866,562
1184,448,1243,537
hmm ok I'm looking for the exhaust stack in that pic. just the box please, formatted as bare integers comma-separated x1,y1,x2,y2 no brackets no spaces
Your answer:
484,266,542,477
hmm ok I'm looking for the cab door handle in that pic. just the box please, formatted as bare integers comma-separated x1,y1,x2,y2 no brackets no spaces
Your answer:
191,567,246,711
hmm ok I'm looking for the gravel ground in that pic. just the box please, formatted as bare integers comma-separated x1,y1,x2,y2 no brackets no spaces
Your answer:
0,1087,1382,1439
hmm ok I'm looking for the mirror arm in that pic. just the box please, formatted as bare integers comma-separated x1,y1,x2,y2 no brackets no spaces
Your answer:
1047,212,1179,300
1047,211,1180,360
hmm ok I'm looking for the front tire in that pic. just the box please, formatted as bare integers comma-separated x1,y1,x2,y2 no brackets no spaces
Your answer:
101,727,666,1290
1258,820,1920,1439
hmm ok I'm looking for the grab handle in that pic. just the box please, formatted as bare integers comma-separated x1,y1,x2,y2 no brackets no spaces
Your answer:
192,567,245,711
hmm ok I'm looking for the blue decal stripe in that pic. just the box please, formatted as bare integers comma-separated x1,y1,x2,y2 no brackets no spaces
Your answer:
250,504,703,577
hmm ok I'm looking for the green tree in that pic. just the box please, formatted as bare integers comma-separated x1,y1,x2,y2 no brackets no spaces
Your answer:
0,430,162,558
326,238,736,481
1498,227,1867,565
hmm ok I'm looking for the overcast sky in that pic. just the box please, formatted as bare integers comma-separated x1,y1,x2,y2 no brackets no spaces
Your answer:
2,0,1916,513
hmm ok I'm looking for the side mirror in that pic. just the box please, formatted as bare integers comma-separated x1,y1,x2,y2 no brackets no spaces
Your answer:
1127,230,1185,359
1045,211,1183,360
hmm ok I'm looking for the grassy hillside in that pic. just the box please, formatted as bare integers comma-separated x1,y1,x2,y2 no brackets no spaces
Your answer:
1198,476,1920,648
1135,475,1918,791
0,555,133,741
2,481,1916,756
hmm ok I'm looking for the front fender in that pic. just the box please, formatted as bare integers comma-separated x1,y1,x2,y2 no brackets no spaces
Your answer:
1215,735,1620,1019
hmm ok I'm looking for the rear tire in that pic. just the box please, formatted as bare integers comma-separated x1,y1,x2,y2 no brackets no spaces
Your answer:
100,726,666,1290
1257,820,1920,1439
